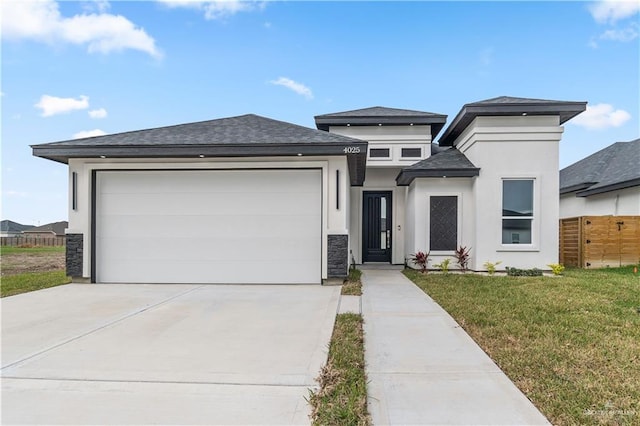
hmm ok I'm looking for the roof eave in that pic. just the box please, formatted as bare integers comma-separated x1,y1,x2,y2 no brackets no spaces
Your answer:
439,101,587,146
559,182,596,195
314,115,447,136
32,142,370,186
575,178,640,197
396,168,480,186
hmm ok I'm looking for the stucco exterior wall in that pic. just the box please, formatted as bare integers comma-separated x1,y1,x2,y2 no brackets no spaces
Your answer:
405,178,476,270
560,186,640,218
329,125,432,166
68,156,349,280
456,116,564,270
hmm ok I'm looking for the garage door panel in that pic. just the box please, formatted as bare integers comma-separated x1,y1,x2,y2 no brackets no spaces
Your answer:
96,169,322,284
98,213,320,239
99,191,320,216
100,170,319,194
99,259,321,284
99,236,320,262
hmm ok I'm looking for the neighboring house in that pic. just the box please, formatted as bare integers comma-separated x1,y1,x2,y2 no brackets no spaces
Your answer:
560,138,640,218
0,220,34,237
22,221,68,239
32,96,585,284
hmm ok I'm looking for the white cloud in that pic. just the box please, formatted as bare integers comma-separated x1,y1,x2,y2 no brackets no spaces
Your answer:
158,1,264,20
88,108,108,119
589,0,640,24
73,129,108,139
81,1,111,14
1,0,161,58
570,103,631,130
599,23,639,41
35,95,89,117
270,77,313,100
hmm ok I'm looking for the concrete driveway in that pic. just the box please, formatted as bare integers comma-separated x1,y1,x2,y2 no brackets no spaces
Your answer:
1,283,340,425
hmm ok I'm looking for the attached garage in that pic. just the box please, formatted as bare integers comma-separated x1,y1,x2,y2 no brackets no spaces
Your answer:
32,113,368,283
95,169,322,284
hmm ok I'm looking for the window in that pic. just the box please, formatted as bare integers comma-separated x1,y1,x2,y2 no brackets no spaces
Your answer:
401,148,421,158
430,196,457,251
369,148,390,158
502,179,533,244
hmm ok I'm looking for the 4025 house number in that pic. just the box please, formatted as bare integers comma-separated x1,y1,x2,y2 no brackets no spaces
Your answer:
343,146,361,154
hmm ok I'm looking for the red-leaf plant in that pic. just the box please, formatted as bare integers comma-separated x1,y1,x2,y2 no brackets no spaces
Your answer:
410,251,430,273
454,246,471,272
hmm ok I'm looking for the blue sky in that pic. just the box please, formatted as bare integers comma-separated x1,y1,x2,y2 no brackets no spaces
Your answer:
2,0,639,225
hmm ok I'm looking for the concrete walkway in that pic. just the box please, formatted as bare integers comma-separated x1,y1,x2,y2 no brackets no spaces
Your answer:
361,269,549,425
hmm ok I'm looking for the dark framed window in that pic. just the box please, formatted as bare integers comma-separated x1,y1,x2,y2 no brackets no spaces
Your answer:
401,148,421,158
369,148,390,158
72,172,78,211
502,179,533,244
430,196,457,251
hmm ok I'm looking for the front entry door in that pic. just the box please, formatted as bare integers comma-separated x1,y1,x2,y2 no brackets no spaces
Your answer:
363,191,392,262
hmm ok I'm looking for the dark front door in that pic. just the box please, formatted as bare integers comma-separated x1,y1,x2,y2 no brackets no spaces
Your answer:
363,191,392,262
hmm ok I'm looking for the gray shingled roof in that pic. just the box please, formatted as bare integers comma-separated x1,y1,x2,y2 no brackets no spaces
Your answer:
314,106,447,136
560,138,640,196
34,114,364,148
23,221,68,236
32,114,370,186
439,96,587,146
396,148,480,185
0,220,34,233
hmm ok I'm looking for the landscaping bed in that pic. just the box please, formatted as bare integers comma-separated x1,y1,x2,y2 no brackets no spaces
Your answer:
404,266,640,425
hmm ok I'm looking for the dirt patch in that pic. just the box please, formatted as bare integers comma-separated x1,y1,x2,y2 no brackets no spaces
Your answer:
1,251,65,276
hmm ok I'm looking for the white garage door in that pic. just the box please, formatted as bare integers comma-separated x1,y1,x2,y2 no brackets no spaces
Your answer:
95,169,322,284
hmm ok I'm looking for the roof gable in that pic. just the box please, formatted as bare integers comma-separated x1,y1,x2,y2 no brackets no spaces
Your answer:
314,106,447,136
396,148,480,185
560,138,640,196
439,95,587,146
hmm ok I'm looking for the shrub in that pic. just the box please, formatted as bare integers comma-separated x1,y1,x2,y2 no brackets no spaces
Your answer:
483,261,502,276
506,267,543,277
454,246,471,272
434,258,450,274
410,251,430,273
547,263,565,276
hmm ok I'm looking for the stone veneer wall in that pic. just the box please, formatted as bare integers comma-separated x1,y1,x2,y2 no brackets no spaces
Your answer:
66,234,83,278
328,234,349,278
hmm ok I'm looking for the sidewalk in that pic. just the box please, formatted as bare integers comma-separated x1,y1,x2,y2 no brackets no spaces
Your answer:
361,268,549,425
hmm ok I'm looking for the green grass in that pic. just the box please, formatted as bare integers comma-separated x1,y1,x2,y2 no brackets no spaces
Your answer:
404,266,640,425
308,313,370,425
341,268,362,296
1,245,65,255
1,271,71,298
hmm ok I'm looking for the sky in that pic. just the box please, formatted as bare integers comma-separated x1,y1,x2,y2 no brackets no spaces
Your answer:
2,0,639,225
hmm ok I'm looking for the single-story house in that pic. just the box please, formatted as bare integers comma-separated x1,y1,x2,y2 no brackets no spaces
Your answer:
560,138,640,218
22,221,69,239
32,96,586,284
0,220,34,237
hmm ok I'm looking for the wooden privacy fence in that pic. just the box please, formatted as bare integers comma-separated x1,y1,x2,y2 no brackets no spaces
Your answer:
0,236,66,247
559,216,640,268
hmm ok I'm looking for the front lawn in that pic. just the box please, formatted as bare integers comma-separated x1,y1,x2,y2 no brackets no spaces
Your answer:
1,246,70,297
404,267,640,425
